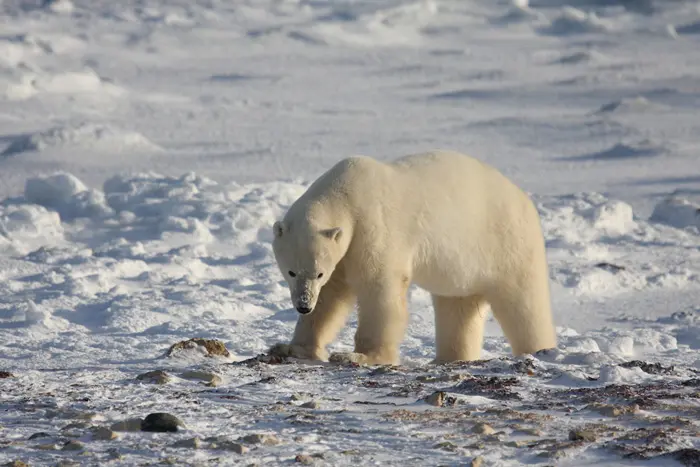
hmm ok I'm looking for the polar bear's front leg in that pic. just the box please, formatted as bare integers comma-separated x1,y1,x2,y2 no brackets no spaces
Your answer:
330,277,409,366
269,274,355,361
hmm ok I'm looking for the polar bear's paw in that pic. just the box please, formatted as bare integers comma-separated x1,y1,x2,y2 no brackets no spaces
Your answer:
329,351,370,365
268,343,328,361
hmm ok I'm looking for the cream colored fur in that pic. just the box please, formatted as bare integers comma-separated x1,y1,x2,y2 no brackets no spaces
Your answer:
269,150,557,365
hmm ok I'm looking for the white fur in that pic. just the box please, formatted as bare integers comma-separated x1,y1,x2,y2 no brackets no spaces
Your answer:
269,150,557,365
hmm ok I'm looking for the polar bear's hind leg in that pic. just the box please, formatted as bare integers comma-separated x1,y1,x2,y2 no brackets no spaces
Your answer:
488,280,557,357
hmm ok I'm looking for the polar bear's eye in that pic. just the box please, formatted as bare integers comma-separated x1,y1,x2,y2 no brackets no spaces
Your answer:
317,273,324,279
288,271,296,277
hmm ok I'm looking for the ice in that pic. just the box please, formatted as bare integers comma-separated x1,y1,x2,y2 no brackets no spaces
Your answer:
650,196,700,230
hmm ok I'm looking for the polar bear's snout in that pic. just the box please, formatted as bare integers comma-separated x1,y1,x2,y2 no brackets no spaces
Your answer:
293,286,316,314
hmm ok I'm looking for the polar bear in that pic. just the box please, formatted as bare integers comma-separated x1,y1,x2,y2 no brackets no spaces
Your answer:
269,150,556,365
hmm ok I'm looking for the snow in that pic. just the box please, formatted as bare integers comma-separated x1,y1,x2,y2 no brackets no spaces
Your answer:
1,0,700,465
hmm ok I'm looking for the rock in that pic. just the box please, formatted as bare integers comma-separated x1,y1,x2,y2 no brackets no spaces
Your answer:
4,462,28,467
300,401,319,409
0,371,14,379
172,437,201,449
295,454,314,464
91,427,117,441
206,438,249,454
106,447,122,460
36,443,57,450
28,432,52,440
180,370,222,387
222,442,249,454
110,418,143,432
472,423,496,435
136,370,171,385
569,429,597,442
484,433,506,443
433,441,458,451
471,456,484,467
141,413,185,433
61,440,84,451
587,403,638,417
240,433,280,445
55,462,80,467
167,338,231,358
506,440,531,448
424,391,445,407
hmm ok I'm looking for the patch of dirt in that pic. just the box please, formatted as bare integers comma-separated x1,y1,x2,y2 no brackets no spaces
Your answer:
450,375,522,400
167,338,231,358
619,360,675,375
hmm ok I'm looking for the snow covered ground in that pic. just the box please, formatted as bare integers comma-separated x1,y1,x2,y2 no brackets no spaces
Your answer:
1,0,700,465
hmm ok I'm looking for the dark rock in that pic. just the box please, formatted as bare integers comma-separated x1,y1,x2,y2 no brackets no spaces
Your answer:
569,429,597,442
669,448,700,467
424,391,445,407
91,427,117,441
595,262,626,272
172,437,201,448
28,432,52,440
61,440,84,451
295,454,314,464
433,441,458,451
141,413,185,433
0,371,14,379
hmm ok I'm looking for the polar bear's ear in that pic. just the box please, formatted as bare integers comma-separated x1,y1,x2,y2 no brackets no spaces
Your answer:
321,227,342,242
273,221,285,238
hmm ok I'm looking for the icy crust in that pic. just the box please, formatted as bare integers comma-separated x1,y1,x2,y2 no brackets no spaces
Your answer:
537,192,700,297
0,172,307,354
651,196,700,230
2,122,162,156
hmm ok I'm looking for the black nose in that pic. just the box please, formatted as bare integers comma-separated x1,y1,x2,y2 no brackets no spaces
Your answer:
296,306,312,315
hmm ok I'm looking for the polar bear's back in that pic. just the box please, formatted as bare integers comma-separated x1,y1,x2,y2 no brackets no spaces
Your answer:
336,150,544,296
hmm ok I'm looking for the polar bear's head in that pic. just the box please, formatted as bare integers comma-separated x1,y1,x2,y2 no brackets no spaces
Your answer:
272,220,345,315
